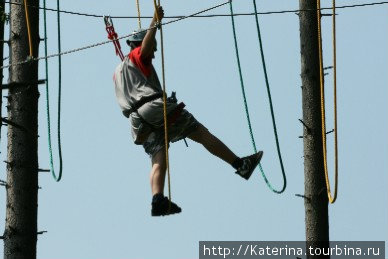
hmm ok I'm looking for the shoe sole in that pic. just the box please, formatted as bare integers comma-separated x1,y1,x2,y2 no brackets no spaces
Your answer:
151,200,182,217
152,209,182,217
242,151,263,180
152,211,181,217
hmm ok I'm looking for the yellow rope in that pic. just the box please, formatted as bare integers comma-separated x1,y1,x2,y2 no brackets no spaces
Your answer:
152,0,171,209
317,0,338,204
135,0,142,28
24,0,33,57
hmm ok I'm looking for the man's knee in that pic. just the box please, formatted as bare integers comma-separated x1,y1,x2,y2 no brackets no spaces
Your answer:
151,149,167,173
188,124,209,143
152,162,166,174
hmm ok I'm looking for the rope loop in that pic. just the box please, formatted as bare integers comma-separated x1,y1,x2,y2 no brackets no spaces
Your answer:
44,0,64,182
317,0,339,203
229,0,287,194
252,0,287,194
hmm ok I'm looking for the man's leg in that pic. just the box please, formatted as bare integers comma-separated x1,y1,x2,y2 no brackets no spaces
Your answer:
188,124,238,166
188,124,263,180
150,148,182,216
150,148,167,195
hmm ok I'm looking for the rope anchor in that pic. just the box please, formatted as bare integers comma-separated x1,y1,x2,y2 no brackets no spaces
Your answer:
104,16,124,61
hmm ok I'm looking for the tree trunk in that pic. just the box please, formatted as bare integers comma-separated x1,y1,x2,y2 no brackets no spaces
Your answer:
4,0,40,258
298,0,330,258
0,0,5,135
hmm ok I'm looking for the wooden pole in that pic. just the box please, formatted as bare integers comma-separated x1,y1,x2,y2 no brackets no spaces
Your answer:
4,0,40,258
0,0,5,138
298,0,330,257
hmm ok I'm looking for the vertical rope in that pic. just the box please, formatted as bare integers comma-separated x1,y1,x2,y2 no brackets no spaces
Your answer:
252,0,286,193
317,0,338,203
228,0,257,153
55,0,63,182
332,0,339,203
152,0,171,208
44,0,63,182
23,0,33,57
229,0,286,193
135,0,142,28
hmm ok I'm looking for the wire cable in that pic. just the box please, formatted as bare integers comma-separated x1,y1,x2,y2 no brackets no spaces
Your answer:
5,0,388,19
2,0,387,70
0,1,230,69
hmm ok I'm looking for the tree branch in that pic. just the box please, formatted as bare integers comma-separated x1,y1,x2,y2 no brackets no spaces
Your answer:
295,194,311,202
0,179,8,187
298,119,311,133
2,118,28,132
2,79,45,90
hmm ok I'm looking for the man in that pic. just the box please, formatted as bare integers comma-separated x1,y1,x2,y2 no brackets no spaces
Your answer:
113,6,263,217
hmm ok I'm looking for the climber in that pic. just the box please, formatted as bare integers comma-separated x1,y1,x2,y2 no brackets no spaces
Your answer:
113,6,263,216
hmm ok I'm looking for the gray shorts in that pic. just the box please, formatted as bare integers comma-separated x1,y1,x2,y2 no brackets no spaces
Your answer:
130,98,200,157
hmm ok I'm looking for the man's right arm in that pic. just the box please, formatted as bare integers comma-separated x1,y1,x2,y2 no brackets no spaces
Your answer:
140,6,164,58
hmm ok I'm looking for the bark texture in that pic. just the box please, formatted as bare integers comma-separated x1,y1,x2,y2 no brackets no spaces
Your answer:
0,0,5,131
299,0,330,257
4,0,40,258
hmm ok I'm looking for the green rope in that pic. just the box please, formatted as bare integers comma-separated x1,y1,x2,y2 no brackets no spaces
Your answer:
252,0,286,193
228,0,286,193
228,0,257,153
44,0,63,182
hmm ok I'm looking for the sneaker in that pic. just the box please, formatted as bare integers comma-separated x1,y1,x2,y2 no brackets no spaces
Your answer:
151,196,182,216
235,151,263,180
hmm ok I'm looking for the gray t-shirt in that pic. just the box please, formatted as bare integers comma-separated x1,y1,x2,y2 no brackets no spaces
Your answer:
113,56,163,117
113,56,177,142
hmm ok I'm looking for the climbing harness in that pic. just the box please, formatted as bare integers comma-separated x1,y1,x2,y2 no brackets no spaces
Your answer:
317,0,338,203
104,16,125,61
123,93,164,118
44,0,64,182
228,0,286,194
152,0,172,211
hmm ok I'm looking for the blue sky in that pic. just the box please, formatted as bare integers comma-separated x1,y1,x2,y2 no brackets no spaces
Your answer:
0,0,387,258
